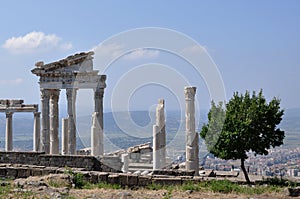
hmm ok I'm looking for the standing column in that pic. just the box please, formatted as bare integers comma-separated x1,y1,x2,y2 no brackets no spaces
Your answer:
121,153,129,173
153,125,160,170
153,99,166,170
94,88,104,155
5,112,13,151
50,89,60,154
66,88,77,155
41,89,50,153
156,99,166,168
61,118,69,155
33,112,41,152
91,112,102,156
184,87,199,175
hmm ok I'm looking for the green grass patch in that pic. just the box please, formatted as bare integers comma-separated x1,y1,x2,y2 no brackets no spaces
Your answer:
144,179,284,195
97,182,122,189
0,184,11,197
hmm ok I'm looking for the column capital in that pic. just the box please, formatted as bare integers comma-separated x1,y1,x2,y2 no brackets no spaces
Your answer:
49,89,60,101
6,112,13,117
34,112,41,117
40,89,51,99
184,87,196,101
66,88,78,98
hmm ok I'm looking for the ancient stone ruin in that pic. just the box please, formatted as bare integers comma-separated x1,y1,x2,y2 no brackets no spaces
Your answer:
153,99,166,170
31,52,106,155
0,99,39,151
184,87,199,175
0,51,204,186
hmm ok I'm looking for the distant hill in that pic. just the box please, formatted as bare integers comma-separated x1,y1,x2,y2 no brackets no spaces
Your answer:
0,108,299,153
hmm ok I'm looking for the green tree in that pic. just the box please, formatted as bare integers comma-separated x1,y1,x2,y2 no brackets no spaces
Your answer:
200,90,284,184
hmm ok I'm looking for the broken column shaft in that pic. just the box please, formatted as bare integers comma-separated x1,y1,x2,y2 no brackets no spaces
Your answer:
153,99,166,170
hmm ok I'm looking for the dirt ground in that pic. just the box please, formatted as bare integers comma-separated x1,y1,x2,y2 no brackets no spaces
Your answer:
68,188,292,199
9,174,298,199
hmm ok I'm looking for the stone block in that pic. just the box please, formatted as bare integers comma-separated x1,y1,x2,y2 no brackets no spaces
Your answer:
6,167,17,178
17,168,31,178
192,176,204,183
31,168,43,176
118,174,128,186
0,168,7,177
152,177,182,186
98,172,108,183
288,187,300,197
127,174,138,187
138,176,151,187
89,171,99,184
108,174,119,184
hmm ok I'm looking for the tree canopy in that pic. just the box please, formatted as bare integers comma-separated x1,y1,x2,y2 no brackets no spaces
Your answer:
200,90,285,184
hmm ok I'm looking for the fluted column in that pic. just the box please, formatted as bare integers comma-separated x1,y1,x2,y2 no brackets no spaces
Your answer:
33,112,41,152
41,89,50,153
5,112,13,151
66,88,77,154
61,118,69,155
185,87,199,175
94,88,104,155
49,89,60,154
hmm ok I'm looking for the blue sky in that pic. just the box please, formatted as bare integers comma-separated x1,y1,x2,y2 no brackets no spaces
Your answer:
0,0,299,115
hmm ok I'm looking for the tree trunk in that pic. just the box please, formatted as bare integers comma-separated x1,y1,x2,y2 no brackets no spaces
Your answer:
241,158,251,185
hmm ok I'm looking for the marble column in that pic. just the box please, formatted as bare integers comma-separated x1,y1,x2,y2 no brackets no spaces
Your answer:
153,99,166,170
61,118,69,155
49,89,60,154
94,88,104,155
184,87,199,175
66,88,77,155
33,112,41,152
41,89,50,153
121,153,129,173
91,112,103,156
5,112,13,151
153,124,160,170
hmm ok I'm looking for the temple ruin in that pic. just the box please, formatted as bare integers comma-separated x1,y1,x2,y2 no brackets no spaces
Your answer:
0,99,39,152
31,52,106,155
0,51,203,179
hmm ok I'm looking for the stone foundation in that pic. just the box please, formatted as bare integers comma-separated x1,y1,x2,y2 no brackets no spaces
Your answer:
0,151,121,172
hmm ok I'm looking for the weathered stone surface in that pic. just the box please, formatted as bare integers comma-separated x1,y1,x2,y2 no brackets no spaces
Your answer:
152,177,182,186
287,187,300,197
138,176,152,187
97,172,109,183
153,99,166,170
108,174,120,184
17,168,31,178
32,52,106,155
31,168,43,176
152,169,195,176
184,87,199,176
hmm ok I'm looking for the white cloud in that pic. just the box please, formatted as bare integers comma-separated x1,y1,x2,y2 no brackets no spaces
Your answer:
123,48,160,60
2,31,72,54
0,78,24,86
181,45,206,55
92,43,124,60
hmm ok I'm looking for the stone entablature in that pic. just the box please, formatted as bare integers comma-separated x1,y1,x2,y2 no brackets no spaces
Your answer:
31,51,106,89
0,99,38,112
